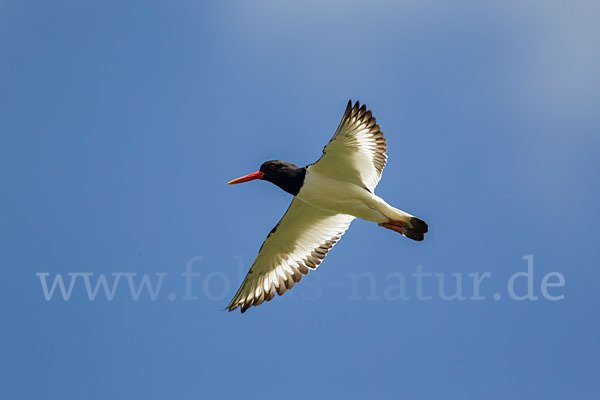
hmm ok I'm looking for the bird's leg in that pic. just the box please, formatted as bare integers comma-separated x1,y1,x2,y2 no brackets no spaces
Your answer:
379,220,407,234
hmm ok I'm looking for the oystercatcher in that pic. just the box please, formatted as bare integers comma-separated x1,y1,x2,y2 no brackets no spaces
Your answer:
226,100,428,312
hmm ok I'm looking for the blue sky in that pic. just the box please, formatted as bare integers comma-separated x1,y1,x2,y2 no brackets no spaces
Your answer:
1,1,599,399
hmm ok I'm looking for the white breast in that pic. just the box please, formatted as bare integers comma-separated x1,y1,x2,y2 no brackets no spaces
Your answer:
297,167,387,223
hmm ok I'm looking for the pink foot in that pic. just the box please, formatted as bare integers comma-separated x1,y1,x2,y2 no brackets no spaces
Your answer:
380,221,407,234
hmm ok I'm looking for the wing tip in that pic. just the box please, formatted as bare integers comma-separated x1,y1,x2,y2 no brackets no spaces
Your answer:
225,301,249,313
343,99,374,121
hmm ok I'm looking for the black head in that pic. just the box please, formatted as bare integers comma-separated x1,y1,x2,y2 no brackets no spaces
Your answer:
228,160,306,195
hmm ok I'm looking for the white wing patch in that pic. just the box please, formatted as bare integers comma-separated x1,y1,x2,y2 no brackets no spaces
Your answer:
312,100,387,192
227,198,354,313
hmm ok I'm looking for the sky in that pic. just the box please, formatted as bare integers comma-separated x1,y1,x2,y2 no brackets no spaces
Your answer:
1,1,599,399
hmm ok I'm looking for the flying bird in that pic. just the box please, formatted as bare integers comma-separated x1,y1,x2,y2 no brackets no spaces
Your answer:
226,100,428,312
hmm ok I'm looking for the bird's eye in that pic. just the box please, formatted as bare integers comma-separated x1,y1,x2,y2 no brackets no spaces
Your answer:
269,164,276,171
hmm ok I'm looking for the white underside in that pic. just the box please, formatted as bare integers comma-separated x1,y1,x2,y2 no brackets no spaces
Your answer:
297,166,412,224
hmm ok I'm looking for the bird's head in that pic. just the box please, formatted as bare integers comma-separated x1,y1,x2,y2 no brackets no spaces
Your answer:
227,160,305,195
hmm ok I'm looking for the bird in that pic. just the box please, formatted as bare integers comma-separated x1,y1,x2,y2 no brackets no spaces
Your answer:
226,100,428,312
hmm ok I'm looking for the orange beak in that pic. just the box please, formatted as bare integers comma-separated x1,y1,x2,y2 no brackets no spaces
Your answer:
227,170,265,185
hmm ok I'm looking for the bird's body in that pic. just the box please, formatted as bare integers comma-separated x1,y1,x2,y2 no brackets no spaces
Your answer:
298,167,407,224
226,100,428,312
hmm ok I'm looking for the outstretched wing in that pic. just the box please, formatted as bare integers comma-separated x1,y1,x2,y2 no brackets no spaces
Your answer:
227,198,354,313
311,100,387,192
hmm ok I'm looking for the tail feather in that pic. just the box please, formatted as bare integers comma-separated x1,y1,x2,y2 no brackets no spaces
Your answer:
403,217,428,241
372,198,428,241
